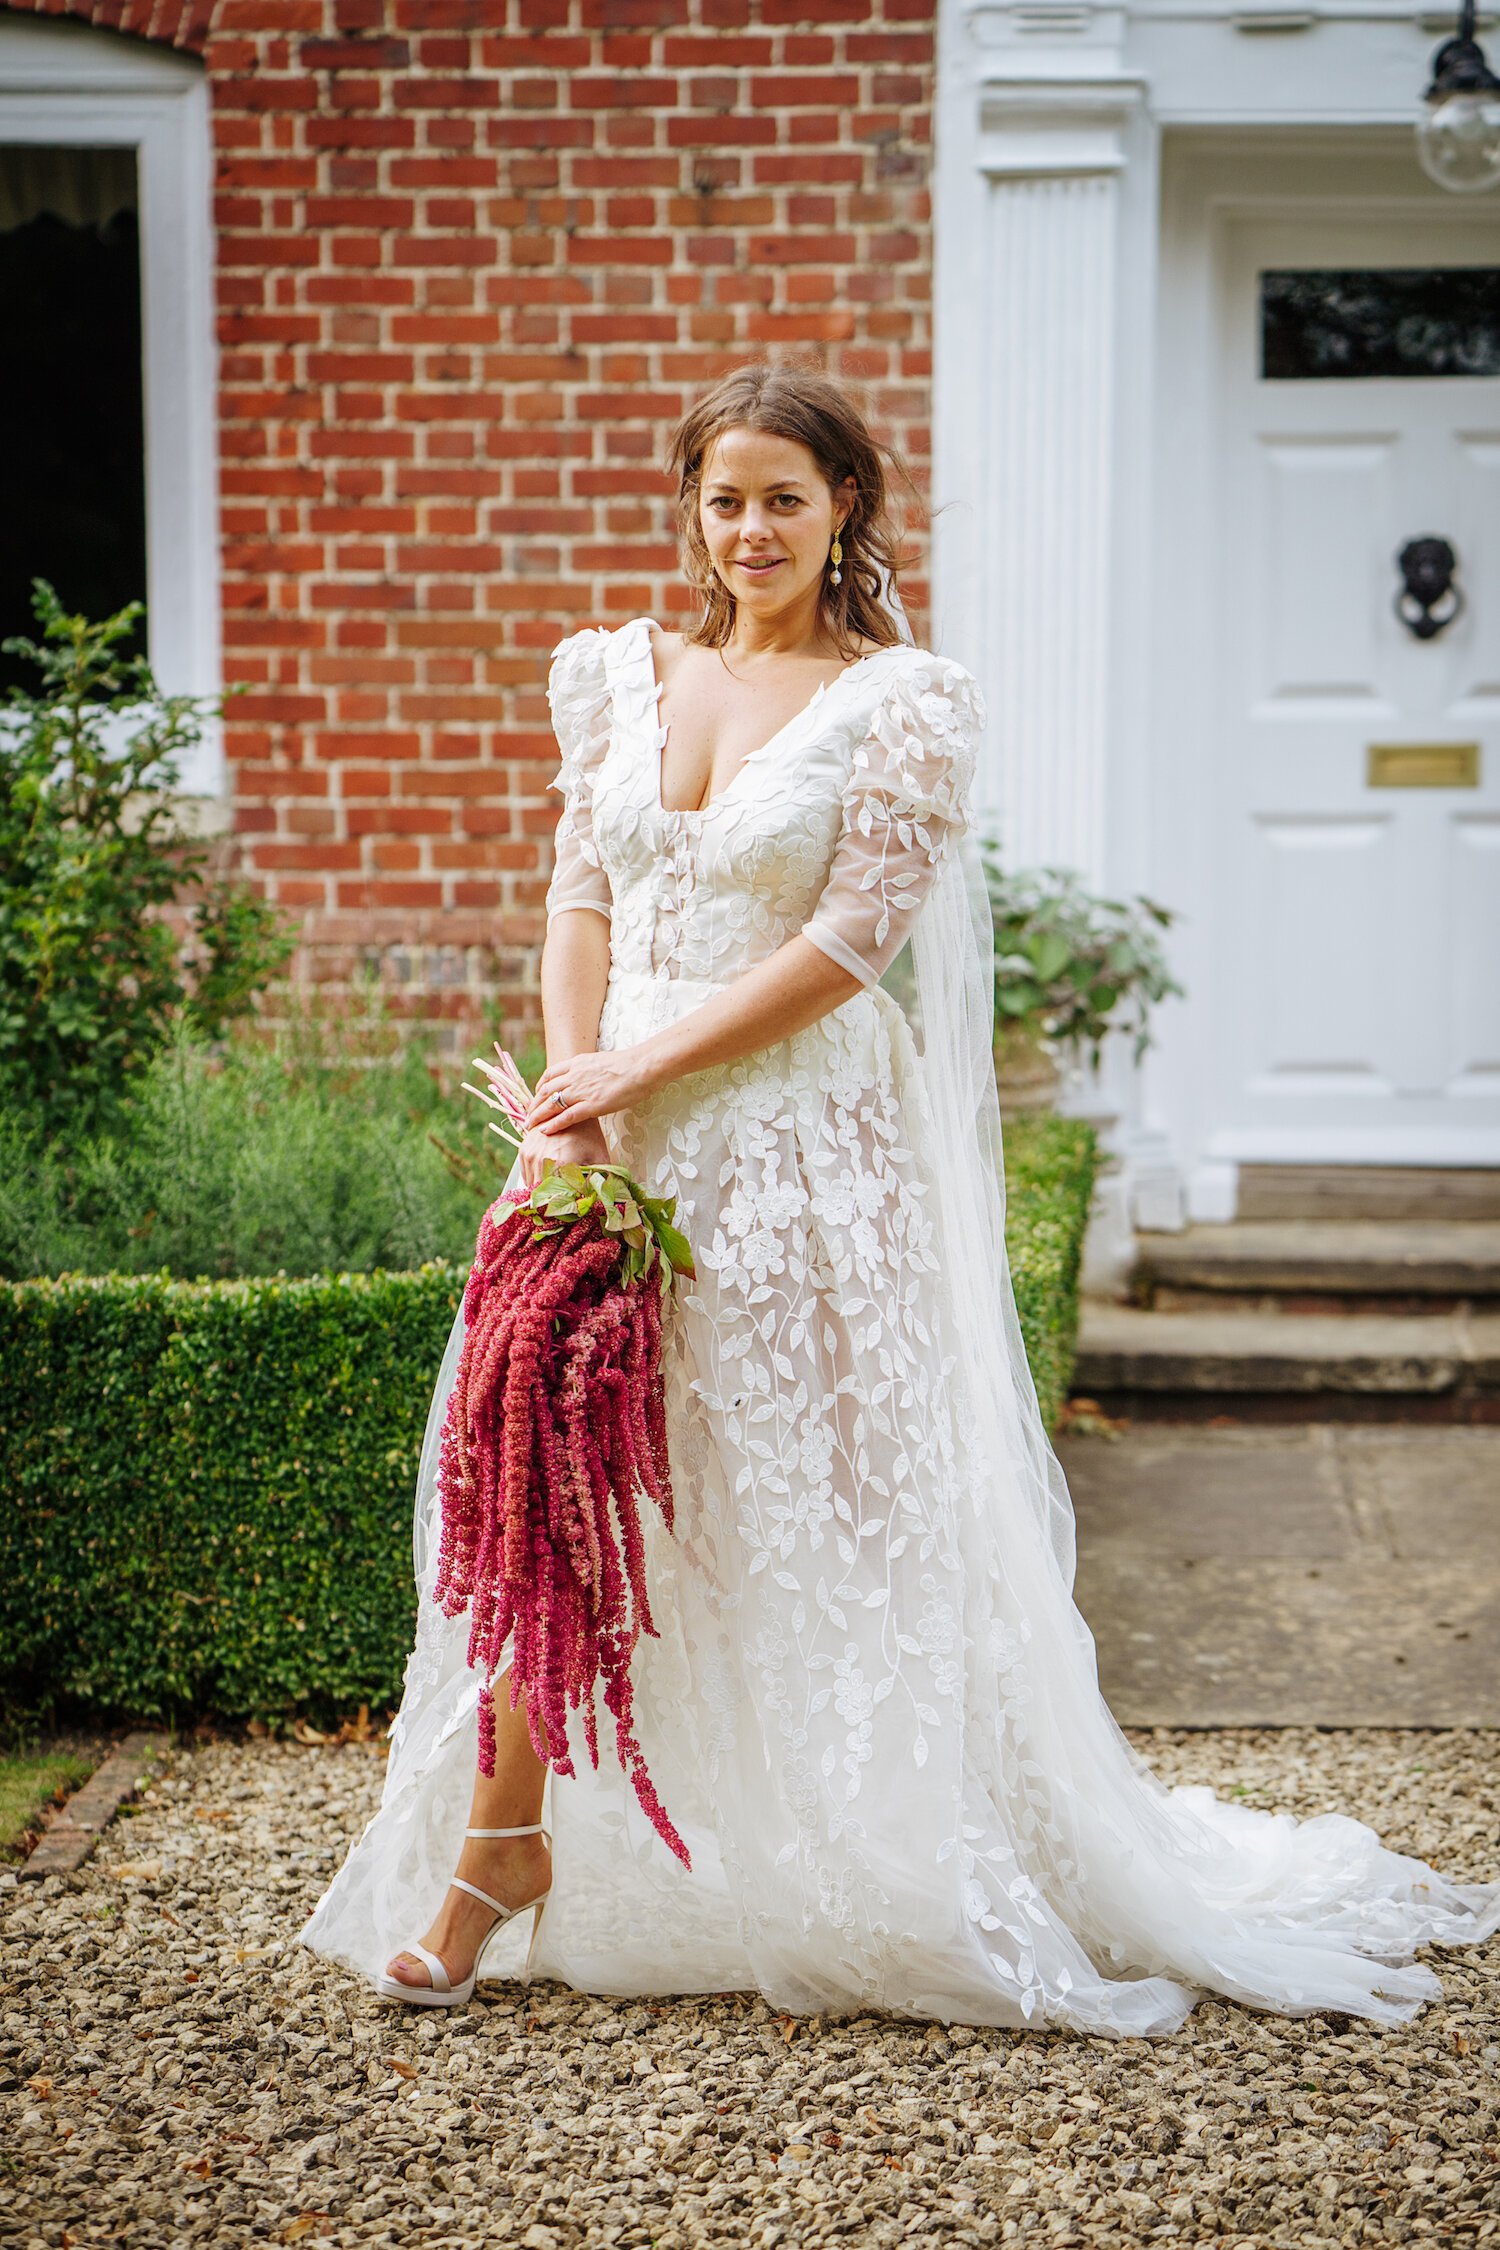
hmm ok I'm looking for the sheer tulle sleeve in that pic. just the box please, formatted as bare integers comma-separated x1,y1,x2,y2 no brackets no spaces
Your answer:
801,653,984,987
544,628,615,924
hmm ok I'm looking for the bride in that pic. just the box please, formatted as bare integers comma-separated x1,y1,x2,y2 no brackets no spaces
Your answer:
300,363,1500,2032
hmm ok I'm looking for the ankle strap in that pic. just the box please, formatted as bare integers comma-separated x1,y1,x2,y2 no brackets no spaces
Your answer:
466,1824,546,1838
450,1874,507,1918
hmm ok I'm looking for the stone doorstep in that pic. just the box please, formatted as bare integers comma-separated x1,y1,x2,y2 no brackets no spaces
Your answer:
18,1731,172,1881
1134,1220,1500,1301
1075,1302,1500,1397
1236,1162,1500,1222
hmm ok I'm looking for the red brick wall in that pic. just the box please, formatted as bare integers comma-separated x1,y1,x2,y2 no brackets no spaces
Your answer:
6,0,937,1049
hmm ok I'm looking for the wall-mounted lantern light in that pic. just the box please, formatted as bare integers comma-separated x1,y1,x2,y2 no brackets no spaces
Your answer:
1416,0,1500,192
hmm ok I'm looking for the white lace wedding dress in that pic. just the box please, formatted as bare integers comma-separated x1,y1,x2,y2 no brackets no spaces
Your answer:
300,616,1500,2034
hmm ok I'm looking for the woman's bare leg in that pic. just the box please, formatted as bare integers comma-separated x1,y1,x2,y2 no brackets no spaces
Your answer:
384,1677,551,1988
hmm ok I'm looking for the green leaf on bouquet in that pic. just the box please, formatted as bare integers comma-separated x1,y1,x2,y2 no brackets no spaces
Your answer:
652,1219,696,1277
508,1158,694,1288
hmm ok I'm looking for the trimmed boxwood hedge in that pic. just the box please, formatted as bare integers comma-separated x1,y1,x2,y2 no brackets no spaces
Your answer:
0,1267,463,1729
0,1118,1095,1726
1001,1113,1098,1434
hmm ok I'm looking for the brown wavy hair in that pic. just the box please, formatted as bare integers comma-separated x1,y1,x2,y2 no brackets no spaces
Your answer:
665,363,916,658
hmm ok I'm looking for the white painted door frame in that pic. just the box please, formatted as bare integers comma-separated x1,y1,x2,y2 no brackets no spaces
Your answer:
932,1,1500,1223
1155,146,1500,1213
0,15,223,797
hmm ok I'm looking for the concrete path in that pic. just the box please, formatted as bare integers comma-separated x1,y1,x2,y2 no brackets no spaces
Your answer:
1060,1423,1500,1728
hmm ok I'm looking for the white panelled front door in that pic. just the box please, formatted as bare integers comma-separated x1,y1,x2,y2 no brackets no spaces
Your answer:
1204,210,1500,1175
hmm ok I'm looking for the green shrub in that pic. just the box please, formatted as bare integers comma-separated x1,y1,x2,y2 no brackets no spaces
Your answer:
0,1117,1096,1727
0,1266,463,1725
0,1015,497,1283
1002,1114,1098,1430
0,584,295,1136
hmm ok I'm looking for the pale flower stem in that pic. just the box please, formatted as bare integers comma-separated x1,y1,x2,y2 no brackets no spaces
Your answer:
459,1045,542,1183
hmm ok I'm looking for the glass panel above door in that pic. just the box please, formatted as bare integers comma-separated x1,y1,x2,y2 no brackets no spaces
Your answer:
1261,268,1500,379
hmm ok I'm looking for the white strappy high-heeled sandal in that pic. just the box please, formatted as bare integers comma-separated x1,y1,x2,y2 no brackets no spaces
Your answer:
374,1823,551,2008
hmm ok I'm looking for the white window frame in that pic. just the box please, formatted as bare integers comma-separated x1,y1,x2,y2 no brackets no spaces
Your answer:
0,16,223,796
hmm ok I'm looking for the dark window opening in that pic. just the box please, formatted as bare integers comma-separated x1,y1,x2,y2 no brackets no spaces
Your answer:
1261,267,1500,380
0,145,146,695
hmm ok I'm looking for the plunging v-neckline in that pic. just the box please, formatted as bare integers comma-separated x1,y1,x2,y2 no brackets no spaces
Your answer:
629,616,885,821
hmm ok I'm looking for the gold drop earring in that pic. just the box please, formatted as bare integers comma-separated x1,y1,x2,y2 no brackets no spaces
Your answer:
829,531,843,587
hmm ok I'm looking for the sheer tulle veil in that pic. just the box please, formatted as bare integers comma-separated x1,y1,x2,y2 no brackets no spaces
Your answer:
881,571,1079,1587
908,777,1079,1585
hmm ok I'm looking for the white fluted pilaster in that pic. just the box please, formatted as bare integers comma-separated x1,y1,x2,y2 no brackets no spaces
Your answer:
982,167,1120,878
932,30,1145,882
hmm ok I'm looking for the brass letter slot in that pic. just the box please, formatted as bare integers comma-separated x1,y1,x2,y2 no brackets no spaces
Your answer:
1367,742,1480,789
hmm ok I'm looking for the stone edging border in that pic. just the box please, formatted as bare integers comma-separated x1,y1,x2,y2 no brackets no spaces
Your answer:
18,1731,172,1880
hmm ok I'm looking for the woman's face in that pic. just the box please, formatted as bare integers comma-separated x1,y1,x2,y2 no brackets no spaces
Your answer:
698,426,853,625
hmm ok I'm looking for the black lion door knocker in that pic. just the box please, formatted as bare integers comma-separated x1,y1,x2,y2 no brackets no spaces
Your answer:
1394,537,1464,641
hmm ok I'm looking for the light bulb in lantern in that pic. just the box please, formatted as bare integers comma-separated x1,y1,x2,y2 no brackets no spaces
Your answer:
1417,87,1500,192
1417,7,1500,194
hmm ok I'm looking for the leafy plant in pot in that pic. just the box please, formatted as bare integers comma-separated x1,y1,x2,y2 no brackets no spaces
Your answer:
978,837,1184,1113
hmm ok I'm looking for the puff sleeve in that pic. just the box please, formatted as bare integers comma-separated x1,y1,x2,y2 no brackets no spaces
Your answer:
544,628,615,924
800,653,984,987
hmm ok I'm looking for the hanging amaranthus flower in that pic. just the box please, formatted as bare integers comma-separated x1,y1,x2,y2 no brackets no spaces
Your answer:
433,1050,696,1866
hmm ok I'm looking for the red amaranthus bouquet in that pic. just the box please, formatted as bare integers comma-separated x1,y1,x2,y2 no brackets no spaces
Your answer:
431,1047,696,1866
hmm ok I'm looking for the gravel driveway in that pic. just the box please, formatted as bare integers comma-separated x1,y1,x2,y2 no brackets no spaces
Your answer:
4,1730,1496,2248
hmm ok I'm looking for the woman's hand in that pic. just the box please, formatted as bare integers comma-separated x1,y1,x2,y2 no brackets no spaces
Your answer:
525,1046,660,1139
517,1118,611,1193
